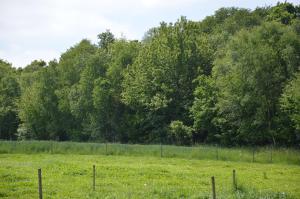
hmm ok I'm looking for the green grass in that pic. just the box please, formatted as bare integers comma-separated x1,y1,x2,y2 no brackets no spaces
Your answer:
0,140,300,165
1,154,300,198
0,141,300,198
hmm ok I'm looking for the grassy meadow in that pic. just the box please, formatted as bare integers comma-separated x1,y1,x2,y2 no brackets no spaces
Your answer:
1,141,300,165
0,141,300,198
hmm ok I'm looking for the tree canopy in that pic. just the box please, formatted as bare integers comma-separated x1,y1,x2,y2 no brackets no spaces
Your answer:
1,2,299,147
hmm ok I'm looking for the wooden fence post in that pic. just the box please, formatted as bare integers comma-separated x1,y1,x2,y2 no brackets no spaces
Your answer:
38,168,42,199
270,146,273,163
105,142,108,155
160,143,163,158
216,145,219,160
50,141,53,154
211,176,216,199
263,171,267,179
93,165,96,191
233,169,237,191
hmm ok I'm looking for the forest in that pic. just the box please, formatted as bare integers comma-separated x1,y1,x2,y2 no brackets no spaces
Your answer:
0,2,299,147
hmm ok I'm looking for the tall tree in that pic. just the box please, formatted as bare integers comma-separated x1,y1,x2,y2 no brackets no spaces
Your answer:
191,75,218,143
280,72,300,134
55,39,98,140
92,39,141,142
0,60,20,139
98,29,115,49
213,22,300,145
122,17,213,142
18,61,62,140
267,2,300,25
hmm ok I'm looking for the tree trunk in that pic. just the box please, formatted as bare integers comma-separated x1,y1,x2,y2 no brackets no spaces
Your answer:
267,100,276,146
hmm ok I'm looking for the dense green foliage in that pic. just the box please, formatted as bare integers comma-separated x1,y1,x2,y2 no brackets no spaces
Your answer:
0,2,299,146
280,72,300,131
0,60,20,140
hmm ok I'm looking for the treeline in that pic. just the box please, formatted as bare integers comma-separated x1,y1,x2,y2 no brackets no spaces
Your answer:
0,2,299,146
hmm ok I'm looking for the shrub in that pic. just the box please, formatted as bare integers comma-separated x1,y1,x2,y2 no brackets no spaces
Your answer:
168,120,193,145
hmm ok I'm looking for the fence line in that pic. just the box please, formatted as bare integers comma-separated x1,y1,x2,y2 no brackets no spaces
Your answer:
33,166,240,198
1,165,293,198
0,141,299,165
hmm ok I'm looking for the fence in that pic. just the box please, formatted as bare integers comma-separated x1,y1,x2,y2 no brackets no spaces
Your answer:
0,141,299,165
35,166,240,199
1,141,298,198
1,160,293,198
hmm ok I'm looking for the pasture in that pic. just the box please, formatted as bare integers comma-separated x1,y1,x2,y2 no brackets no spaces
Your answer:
0,141,300,198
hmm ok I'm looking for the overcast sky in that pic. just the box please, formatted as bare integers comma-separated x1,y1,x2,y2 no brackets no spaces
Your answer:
0,0,298,68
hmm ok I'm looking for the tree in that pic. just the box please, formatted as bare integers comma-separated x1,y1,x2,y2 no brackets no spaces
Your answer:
267,2,300,25
1,3,299,147
122,17,214,141
280,72,300,132
0,60,20,139
191,75,218,143
55,39,98,140
168,120,193,145
98,30,115,49
91,39,141,142
18,61,62,140
213,22,300,145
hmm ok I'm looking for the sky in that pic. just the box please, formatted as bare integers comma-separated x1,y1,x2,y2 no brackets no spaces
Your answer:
0,0,299,68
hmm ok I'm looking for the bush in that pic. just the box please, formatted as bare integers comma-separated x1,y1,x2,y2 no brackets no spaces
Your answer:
168,120,193,145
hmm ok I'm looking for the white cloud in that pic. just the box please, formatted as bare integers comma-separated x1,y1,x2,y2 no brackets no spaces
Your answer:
0,47,60,68
140,0,199,8
0,0,143,67
0,0,298,67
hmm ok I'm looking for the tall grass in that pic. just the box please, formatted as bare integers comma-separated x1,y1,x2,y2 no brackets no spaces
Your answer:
0,140,299,165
